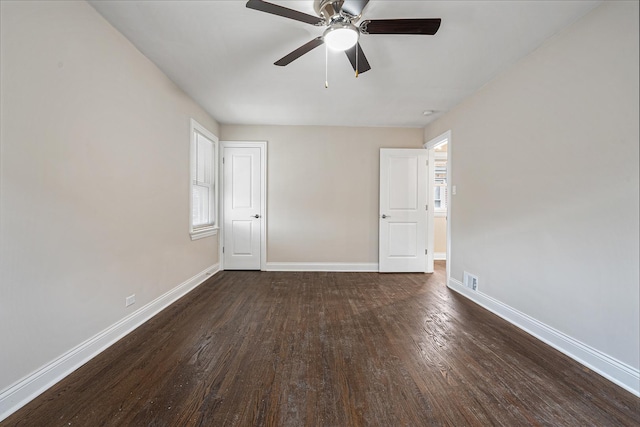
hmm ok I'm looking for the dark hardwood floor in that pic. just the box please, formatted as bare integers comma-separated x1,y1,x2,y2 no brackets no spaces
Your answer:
3,262,639,426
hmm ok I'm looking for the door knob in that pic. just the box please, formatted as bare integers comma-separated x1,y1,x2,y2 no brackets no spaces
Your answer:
252,214,260,218
381,214,389,219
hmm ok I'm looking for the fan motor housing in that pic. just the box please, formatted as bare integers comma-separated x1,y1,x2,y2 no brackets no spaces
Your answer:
315,0,356,23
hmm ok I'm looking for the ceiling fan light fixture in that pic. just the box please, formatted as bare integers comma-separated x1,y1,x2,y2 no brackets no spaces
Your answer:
323,23,359,51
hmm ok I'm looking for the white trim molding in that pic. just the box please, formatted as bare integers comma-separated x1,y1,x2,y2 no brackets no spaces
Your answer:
0,264,221,422
448,278,640,397
266,262,379,272
434,252,447,261
190,227,218,241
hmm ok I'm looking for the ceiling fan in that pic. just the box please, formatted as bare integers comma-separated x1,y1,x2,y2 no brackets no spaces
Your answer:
246,0,441,76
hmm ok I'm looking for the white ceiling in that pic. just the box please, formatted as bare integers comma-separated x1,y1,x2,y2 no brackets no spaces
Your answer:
89,0,601,128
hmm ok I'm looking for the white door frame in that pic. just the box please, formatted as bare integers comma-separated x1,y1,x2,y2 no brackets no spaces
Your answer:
219,141,267,271
424,130,452,280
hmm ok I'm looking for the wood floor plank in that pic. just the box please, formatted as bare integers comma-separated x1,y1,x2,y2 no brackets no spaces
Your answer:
3,263,639,426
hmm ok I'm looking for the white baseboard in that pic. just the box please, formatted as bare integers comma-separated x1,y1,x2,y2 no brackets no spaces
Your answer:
0,263,220,422
265,262,379,272
434,252,447,261
448,278,640,397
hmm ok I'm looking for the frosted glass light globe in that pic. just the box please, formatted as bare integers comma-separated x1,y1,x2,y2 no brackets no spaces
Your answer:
323,24,359,51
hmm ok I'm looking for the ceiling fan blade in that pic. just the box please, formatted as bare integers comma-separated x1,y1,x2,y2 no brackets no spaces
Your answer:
274,37,324,66
345,43,371,75
246,0,324,26
340,0,370,18
360,19,441,35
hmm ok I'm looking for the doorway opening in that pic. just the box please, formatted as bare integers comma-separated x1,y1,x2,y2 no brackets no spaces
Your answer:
424,131,451,277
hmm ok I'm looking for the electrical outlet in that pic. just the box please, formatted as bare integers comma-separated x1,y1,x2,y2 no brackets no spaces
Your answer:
125,294,136,307
464,272,478,291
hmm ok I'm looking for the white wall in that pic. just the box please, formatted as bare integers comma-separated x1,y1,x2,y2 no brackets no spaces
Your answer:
220,125,423,265
0,0,219,393
424,0,639,378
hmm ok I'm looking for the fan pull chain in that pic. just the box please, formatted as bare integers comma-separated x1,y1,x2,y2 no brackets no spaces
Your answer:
325,44,329,88
355,43,359,78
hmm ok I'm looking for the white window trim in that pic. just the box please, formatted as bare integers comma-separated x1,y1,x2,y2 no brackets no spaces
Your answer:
189,119,219,240
434,153,448,216
434,185,447,214
191,226,218,241
434,151,448,161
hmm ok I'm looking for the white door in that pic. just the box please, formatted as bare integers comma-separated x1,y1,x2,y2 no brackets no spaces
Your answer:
223,146,262,270
379,148,428,272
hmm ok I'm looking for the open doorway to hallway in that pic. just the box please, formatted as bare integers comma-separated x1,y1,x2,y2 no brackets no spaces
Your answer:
424,131,451,276
432,143,448,262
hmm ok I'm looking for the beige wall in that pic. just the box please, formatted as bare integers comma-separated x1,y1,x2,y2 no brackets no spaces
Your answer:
220,125,423,264
0,1,219,390
424,1,639,368
434,217,447,255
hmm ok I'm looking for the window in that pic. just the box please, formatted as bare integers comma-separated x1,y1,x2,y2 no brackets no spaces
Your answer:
190,119,218,240
434,158,448,214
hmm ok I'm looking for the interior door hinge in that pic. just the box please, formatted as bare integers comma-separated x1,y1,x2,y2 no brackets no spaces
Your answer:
426,204,428,211
222,247,224,253
425,249,428,255
222,157,225,164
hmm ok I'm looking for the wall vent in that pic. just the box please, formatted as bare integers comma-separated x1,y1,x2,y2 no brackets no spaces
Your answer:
464,271,478,291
